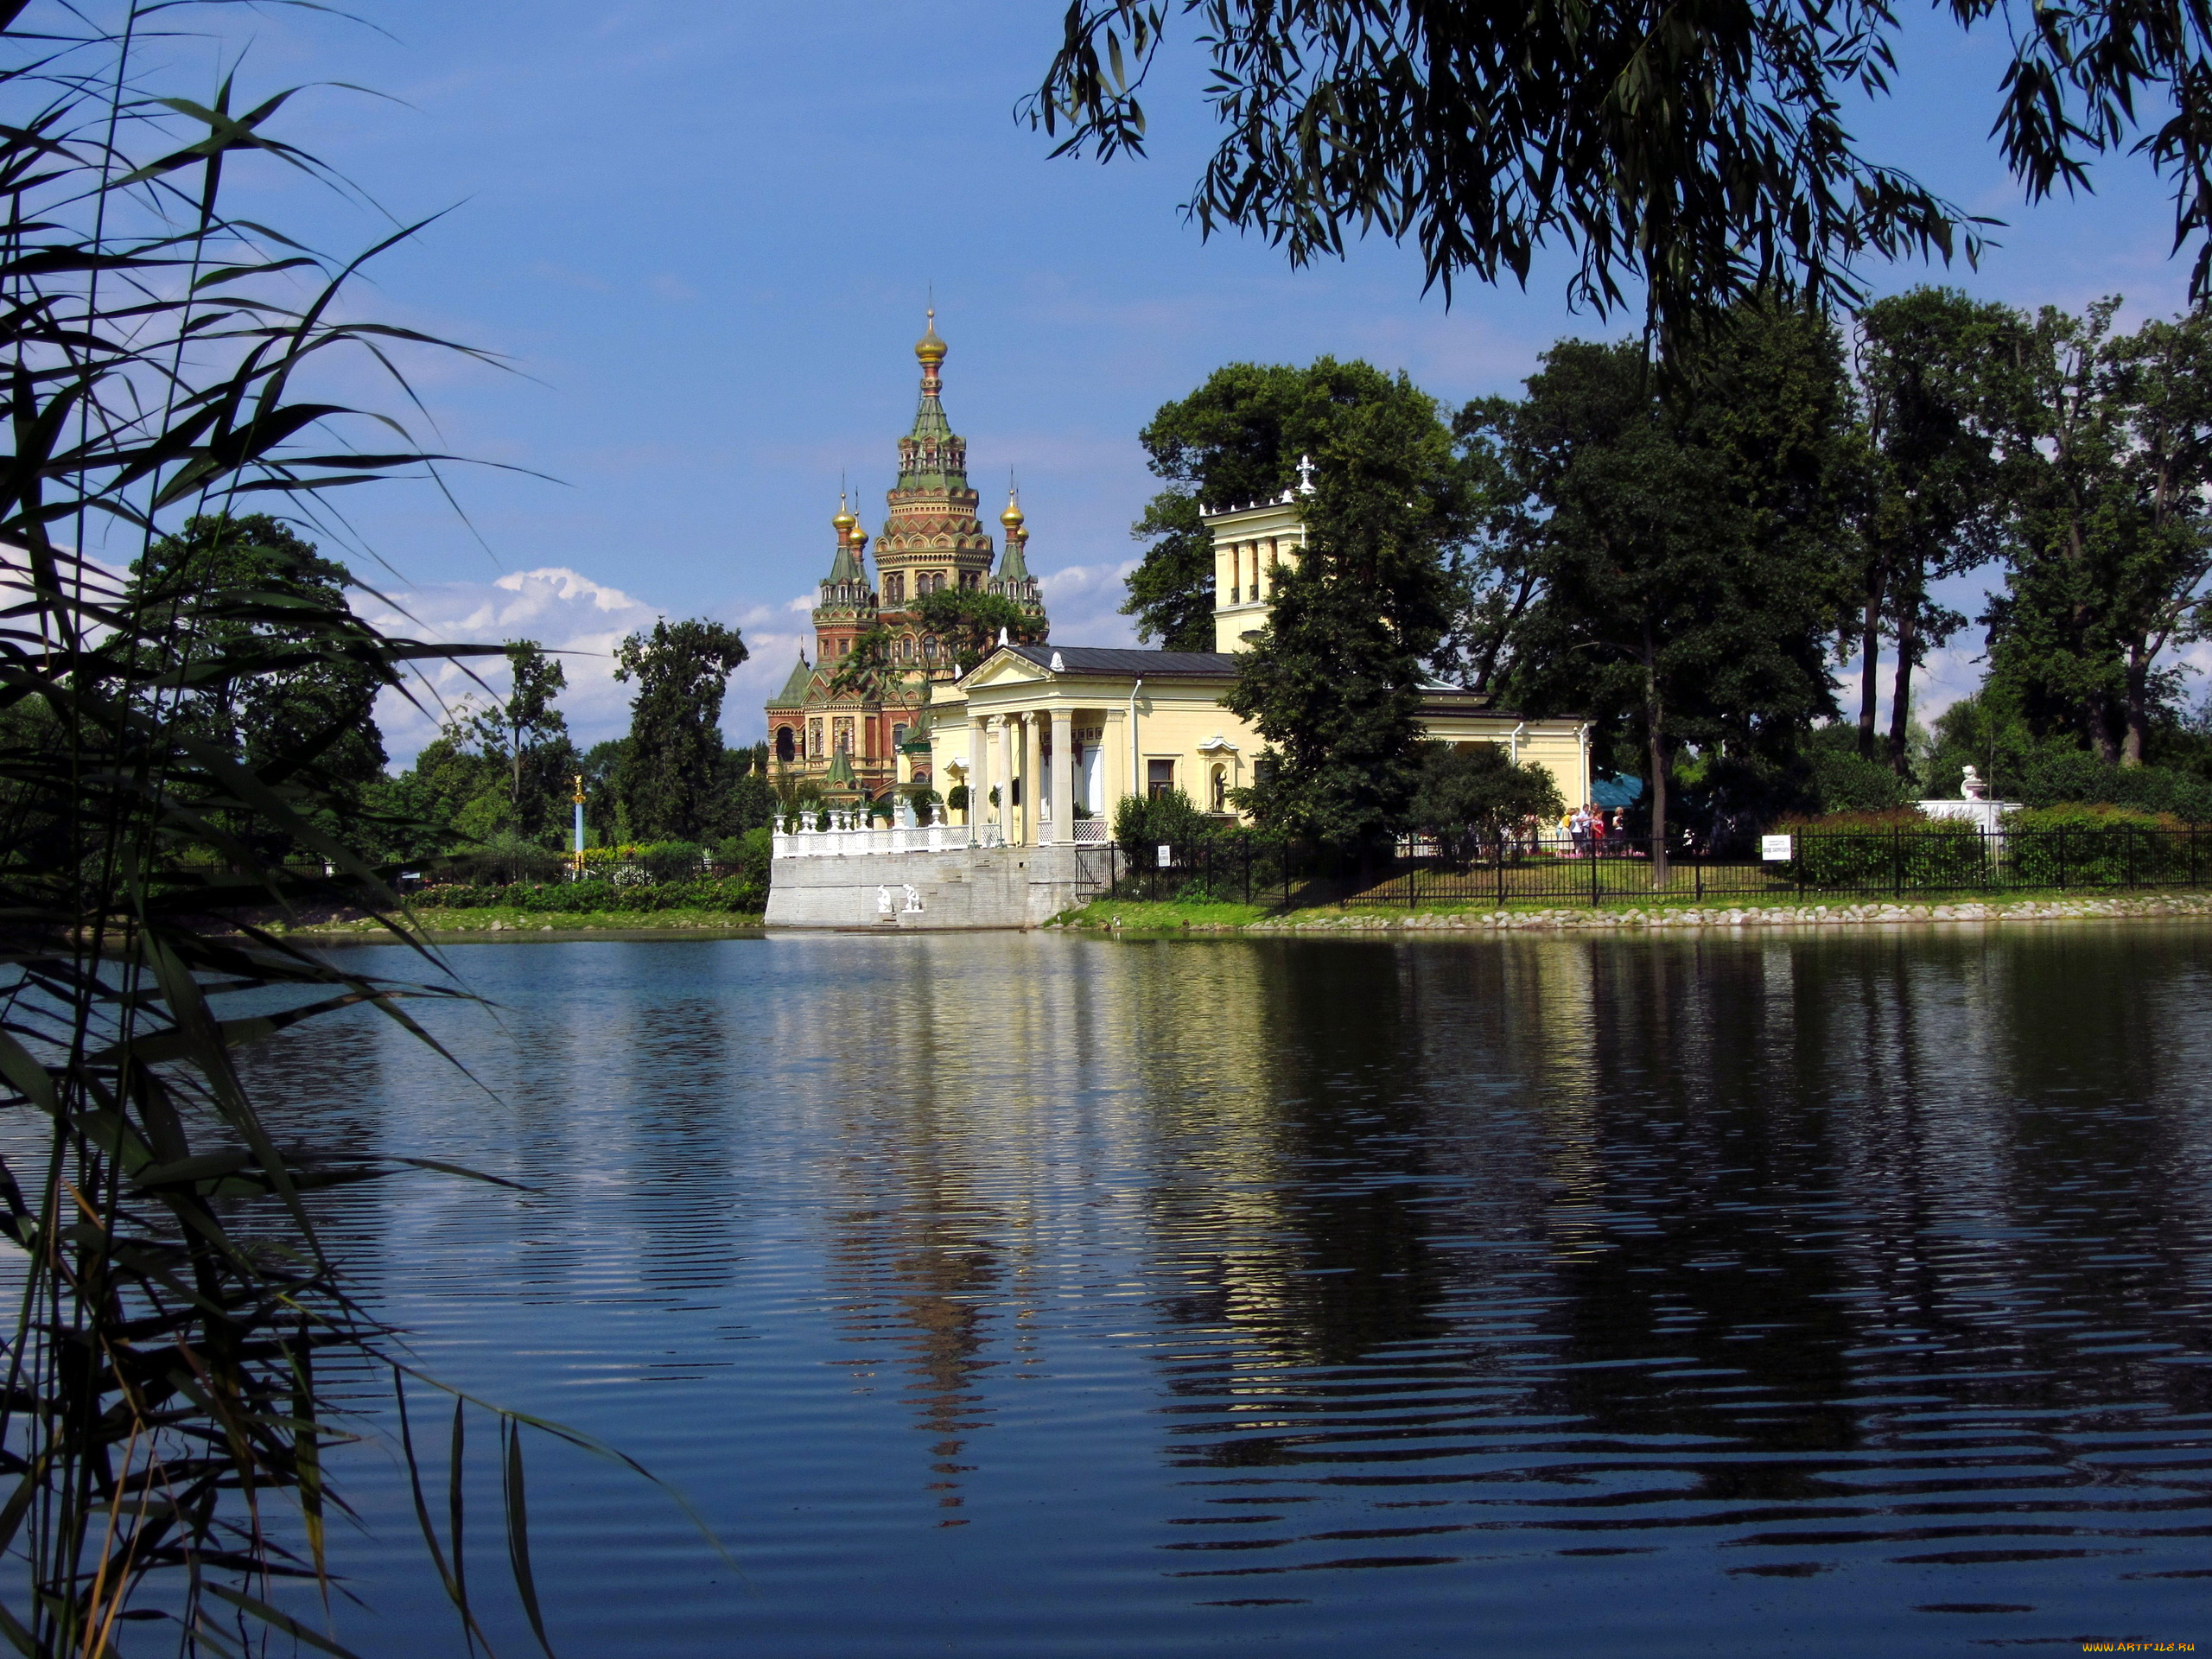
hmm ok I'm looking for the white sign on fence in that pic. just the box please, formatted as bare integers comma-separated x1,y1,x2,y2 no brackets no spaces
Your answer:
1761,834,1795,862
1156,843,1173,868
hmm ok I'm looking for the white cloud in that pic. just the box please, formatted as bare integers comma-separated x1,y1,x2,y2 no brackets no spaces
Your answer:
363,566,813,763
363,555,1147,767
1039,557,1141,647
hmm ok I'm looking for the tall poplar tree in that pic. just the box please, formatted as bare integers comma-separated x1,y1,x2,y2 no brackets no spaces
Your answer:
1223,372,1471,849
1847,290,2014,772
613,619,748,840
1477,304,1855,875
1986,300,2212,765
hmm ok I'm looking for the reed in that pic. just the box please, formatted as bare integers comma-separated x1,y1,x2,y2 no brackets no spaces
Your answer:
0,7,678,1652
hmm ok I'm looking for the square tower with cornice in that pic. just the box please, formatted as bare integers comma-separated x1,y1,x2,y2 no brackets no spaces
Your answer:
1204,482,1308,653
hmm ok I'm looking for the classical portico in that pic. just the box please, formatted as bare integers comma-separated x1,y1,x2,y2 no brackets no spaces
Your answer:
935,647,1169,845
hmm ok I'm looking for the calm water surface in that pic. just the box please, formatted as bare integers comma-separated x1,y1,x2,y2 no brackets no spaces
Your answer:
244,927,2212,1655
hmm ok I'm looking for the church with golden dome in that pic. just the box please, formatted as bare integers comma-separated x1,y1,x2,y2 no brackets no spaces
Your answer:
766,313,1047,797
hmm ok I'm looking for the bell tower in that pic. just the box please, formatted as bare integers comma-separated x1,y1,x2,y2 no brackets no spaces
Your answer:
870,311,998,606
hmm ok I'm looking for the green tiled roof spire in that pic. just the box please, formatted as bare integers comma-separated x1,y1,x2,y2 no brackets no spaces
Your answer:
767,651,813,709
899,309,966,492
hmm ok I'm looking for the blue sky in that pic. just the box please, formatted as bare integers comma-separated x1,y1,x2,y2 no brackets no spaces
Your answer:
143,1,2208,758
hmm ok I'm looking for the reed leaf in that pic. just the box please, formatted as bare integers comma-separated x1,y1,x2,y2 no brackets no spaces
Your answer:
0,5,720,1652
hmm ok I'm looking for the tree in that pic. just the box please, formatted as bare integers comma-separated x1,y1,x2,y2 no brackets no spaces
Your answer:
1408,742,1564,863
126,513,391,806
1028,0,2212,359
468,640,575,839
613,619,749,840
912,588,1042,674
1478,304,1857,880
1986,300,2212,765
1848,290,2014,772
1125,358,1477,648
1224,369,1469,849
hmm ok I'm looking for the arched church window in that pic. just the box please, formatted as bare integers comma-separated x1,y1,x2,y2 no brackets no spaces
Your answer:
775,726,795,764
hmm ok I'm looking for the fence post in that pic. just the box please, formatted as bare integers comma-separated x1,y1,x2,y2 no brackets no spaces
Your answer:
1243,844,1251,906
2126,823,2137,889
2058,826,2068,891
2194,825,2201,891
1590,845,1601,908
1892,825,1903,899
1695,853,1703,902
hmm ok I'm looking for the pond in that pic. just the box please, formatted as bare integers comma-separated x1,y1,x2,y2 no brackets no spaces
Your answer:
248,926,2212,1656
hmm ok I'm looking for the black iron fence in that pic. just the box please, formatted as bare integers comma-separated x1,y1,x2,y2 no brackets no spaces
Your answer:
1087,823,2212,910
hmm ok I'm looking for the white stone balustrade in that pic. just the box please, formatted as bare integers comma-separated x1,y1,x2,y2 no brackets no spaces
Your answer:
770,814,1103,857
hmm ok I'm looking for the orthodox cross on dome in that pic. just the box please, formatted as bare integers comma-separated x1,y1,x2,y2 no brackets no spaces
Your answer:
1296,453,1317,496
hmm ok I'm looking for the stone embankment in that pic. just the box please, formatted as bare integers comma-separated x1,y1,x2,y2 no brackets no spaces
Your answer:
1211,893,2212,934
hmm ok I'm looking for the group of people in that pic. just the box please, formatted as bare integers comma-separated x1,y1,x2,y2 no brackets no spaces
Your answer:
1564,804,1637,859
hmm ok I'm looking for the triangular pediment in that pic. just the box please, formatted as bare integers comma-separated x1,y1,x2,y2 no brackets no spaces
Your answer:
963,649,1047,690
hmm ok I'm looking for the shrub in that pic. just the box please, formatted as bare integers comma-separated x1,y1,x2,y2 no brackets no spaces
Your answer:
1114,786,1212,863
1807,748,1916,813
2019,754,2212,823
2006,804,2196,887
1778,809,1986,891
412,874,766,914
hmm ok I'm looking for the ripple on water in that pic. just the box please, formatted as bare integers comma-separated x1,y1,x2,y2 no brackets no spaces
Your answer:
67,926,2204,1657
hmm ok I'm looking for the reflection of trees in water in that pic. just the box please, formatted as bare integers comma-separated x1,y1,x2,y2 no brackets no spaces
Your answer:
1535,938,1861,1499
1132,941,1448,1375
1821,930,2212,1427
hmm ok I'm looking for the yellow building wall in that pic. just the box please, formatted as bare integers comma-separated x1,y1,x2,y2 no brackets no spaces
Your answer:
928,671,1589,838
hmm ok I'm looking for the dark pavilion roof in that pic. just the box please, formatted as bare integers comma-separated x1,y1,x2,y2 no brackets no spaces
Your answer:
1001,645,1237,678
982,642,1575,718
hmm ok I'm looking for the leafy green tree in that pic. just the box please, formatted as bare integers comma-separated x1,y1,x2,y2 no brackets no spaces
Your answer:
1224,371,1470,850
1985,299,2212,765
1478,303,1857,878
580,737,632,843
613,619,749,840
1848,289,2015,770
912,588,1042,674
1408,742,1563,862
1028,0,2212,358
467,640,575,840
1125,358,1476,648
126,513,391,807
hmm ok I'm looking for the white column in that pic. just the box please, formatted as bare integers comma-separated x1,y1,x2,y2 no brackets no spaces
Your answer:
966,707,985,827
1023,712,1042,846
1051,709,1073,845
1104,708,1128,814
996,716,1014,839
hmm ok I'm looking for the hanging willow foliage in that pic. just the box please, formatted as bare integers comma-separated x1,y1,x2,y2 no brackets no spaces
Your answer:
0,6,703,1653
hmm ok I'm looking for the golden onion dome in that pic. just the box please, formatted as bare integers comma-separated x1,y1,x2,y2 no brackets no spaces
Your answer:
832,498,857,533
915,307,947,365
1000,490,1026,531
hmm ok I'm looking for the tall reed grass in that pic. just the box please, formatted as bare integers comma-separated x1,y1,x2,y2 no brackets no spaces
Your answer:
0,7,693,1651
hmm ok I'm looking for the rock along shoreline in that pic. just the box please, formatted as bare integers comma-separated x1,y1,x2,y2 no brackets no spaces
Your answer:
1087,893,2212,936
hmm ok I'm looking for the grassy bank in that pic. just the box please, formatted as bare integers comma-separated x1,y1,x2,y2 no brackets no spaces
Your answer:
1054,891,2212,933
281,906,765,938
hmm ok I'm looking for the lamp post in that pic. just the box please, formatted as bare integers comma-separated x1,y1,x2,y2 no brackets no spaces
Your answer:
572,772,586,879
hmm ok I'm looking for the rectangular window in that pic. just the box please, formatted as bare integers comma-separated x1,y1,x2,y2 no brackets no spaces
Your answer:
1147,759,1175,799
892,723,908,751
